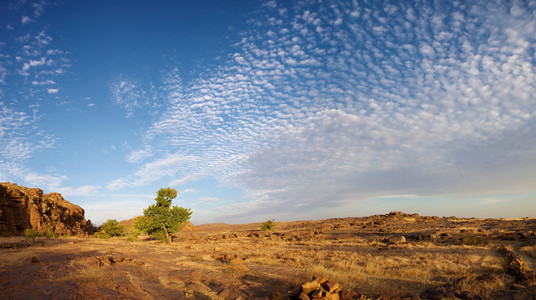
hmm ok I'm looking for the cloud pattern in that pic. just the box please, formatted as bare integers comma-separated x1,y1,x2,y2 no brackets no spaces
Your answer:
110,0,535,220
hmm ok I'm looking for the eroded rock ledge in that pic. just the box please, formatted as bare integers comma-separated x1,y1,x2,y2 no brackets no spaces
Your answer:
0,182,93,236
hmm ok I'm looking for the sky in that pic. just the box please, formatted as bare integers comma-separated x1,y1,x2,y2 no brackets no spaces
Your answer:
0,0,535,225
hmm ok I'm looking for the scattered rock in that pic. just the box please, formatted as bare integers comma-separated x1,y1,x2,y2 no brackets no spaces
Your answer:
94,255,132,266
31,256,40,263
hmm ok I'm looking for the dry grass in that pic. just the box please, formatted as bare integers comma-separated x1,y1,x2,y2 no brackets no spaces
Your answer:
453,274,507,295
520,243,536,260
301,242,504,297
70,265,114,288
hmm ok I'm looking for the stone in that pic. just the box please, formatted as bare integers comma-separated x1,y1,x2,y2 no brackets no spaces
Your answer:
96,256,113,265
217,287,232,298
419,286,448,300
385,235,406,244
511,283,526,290
0,182,93,236
298,293,311,300
321,281,340,293
288,286,302,298
455,290,477,299
329,292,341,300
310,288,323,299
312,273,329,284
302,280,321,294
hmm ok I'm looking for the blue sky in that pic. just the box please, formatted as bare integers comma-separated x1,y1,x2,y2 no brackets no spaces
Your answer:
1,0,535,225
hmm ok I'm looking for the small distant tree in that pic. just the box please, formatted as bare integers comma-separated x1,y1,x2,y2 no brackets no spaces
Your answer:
261,219,275,231
134,188,192,243
99,219,125,237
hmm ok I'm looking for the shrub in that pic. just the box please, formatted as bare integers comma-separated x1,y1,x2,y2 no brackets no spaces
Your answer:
261,219,275,231
45,231,58,239
150,230,169,243
125,227,142,242
24,228,37,240
93,231,111,239
99,219,125,237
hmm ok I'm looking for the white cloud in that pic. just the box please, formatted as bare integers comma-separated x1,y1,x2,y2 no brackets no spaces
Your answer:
107,153,199,190
126,146,153,163
55,185,100,197
0,104,52,165
168,173,205,186
481,198,503,205
23,173,99,197
32,79,56,85
32,1,46,17
24,173,66,188
106,178,129,191
193,197,220,206
47,88,58,94
21,16,33,25
82,195,153,224
110,75,147,118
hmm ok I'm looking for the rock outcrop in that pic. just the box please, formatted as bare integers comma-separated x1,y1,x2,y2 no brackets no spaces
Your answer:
0,182,93,236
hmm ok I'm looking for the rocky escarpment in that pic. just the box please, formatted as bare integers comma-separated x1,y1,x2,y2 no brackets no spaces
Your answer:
0,182,93,236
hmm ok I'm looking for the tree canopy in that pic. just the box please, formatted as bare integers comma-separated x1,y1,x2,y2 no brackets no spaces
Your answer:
134,188,192,242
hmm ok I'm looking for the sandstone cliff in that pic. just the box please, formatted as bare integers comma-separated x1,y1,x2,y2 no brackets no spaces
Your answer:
0,182,93,236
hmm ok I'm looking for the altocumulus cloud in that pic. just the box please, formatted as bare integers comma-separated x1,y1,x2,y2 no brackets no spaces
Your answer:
109,0,536,221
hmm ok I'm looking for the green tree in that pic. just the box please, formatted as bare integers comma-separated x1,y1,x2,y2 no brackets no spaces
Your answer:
99,219,125,237
134,188,192,242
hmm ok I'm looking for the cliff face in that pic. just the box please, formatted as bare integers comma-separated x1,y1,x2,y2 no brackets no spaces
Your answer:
0,182,93,236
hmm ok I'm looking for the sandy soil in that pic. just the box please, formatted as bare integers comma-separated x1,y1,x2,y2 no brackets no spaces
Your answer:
1,212,536,299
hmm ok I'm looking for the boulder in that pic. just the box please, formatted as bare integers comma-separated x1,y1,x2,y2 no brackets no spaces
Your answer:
384,235,406,245
0,182,93,236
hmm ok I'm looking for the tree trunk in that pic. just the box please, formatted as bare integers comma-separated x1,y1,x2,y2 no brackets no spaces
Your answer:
161,224,171,243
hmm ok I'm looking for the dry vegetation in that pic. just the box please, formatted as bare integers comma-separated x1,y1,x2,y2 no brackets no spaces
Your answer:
1,212,536,299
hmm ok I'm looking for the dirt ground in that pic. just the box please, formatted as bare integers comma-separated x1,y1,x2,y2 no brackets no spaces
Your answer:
1,212,536,299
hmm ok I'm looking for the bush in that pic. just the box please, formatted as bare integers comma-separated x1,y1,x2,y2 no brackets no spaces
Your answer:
24,228,37,240
99,219,125,237
261,219,275,231
150,230,169,243
45,231,58,239
93,231,112,239
125,227,142,242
